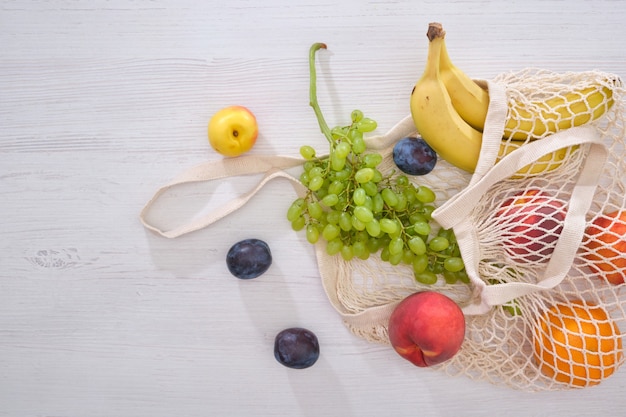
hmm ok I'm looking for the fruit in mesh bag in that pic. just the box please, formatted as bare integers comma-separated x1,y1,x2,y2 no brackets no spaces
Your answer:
388,291,465,367
582,210,626,285
410,22,615,174
496,189,566,263
532,301,624,387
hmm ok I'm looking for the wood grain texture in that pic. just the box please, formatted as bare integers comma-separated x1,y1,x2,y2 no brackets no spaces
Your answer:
2,1,626,416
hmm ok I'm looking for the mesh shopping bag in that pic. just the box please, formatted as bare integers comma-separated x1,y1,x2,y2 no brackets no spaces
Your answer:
140,68,626,392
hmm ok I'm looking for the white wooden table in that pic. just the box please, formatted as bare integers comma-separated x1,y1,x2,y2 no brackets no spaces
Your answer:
2,1,626,416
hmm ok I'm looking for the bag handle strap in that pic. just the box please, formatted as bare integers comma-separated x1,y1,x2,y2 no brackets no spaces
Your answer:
139,115,418,238
433,81,609,315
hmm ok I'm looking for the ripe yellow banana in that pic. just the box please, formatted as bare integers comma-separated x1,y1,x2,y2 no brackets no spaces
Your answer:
410,23,483,173
439,38,490,132
503,84,615,140
440,32,616,140
411,23,581,177
497,141,580,179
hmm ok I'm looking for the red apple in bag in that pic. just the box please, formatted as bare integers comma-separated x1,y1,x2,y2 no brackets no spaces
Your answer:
583,210,626,285
496,189,567,263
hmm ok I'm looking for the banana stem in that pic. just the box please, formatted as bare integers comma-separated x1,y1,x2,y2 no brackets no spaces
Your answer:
308,43,333,144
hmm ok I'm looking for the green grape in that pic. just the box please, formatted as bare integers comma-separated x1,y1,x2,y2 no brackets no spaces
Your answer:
443,270,458,285
307,201,323,220
322,193,339,207
351,215,366,231
334,168,351,181
412,254,429,274
371,169,383,183
366,237,381,253
381,188,399,207
303,161,316,172
379,218,398,235
306,224,320,244
431,262,445,274
322,223,340,241
362,195,373,211
362,181,378,197
416,186,436,204
421,205,435,220
402,249,415,265
326,238,343,255
409,213,427,225
341,245,354,261
326,210,341,225
291,216,306,231
363,153,383,168
444,256,465,273
380,247,390,262
309,166,323,177
299,172,310,185
354,230,369,242
287,198,305,222
352,241,369,260
352,136,366,154
335,141,351,159
429,236,450,252
308,176,324,191
412,221,431,236
408,236,427,255
328,180,345,196
372,193,384,213
404,186,418,204
351,109,364,123
331,153,346,171
356,118,377,132
339,212,352,231
388,237,404,256
394,193,408,211
365,218,381,237
456,270,470,284
300,145,316,160
353,206,374,223
348,128,363,142
396,175,409,187
355,168,374,184
388,251,403,265
415,270,438,285
353,188,367,206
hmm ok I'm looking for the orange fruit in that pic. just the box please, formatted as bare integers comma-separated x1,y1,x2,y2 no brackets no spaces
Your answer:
533,301,623,387
583,210,626,285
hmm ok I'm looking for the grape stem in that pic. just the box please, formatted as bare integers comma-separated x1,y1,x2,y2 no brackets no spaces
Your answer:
309,43,333,144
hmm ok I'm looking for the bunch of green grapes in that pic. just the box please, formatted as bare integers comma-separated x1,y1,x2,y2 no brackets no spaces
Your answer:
287,111,468,285
286,43,468,286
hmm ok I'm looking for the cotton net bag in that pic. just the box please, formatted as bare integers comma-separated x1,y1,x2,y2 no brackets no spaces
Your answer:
140,67,626,391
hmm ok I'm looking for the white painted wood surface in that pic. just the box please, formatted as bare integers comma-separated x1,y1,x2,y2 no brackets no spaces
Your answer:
2,1,626,416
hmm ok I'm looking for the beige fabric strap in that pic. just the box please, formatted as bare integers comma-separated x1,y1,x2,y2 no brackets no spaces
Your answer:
139,155,307,238
433,80,609,315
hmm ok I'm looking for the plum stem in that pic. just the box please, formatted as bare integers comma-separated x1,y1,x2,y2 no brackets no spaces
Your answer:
308,43,333,144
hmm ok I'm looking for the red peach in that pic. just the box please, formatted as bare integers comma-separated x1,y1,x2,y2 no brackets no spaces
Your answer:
583,210,626,285
496,189,566,263
388,291,465,367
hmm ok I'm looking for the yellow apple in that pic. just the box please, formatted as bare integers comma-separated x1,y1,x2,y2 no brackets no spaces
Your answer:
208,105,258,157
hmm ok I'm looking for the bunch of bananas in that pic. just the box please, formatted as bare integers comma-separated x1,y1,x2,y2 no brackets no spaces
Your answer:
410,22,616,175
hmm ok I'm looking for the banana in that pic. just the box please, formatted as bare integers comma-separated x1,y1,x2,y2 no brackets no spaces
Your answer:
497,141,580,179
439,30,616,140
503,84,615,140
410,23,483,173
439,38,490,132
